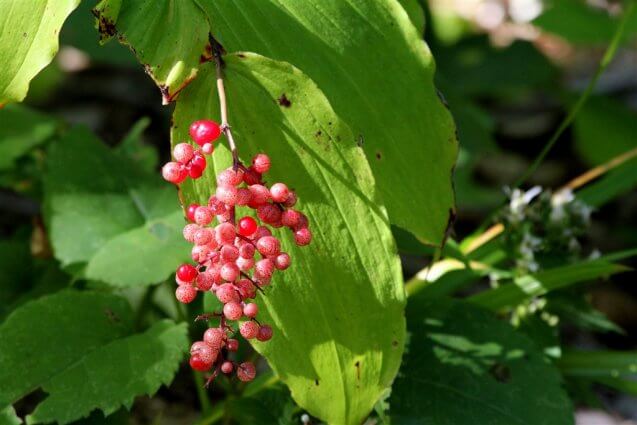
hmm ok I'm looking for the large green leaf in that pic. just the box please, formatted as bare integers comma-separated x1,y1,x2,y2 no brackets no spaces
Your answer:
0,104,58,170
0,0,80,104
43,126,189,287
199,0,457,244
93,0,211,104
0,406,21,425
391,298,573,424
27,320,188,425
0,291,133,407
172,53,406,425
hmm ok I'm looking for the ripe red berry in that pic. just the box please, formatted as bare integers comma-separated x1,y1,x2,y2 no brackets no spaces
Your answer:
176,285,197,304
221,361,234,374
196,272,214,291
190,120,221,146
274,253,291,270
188,164,203,179
190,354,212,371
238,217,258,236
283,191,297,207
237,362,256,382
243,302,258,318
226,338,239,351
248,185,270,205
239,244,255,259
257,204,282,224
186,204,199,222
190,341,218,364
257,325,273,342
256,236,281,256
270,183,289,203
192,153,207,170
294,228,312,246
243,166,262,185
281,209,302,228
223,301,243,320
177,264,198,282
162,162,187,184
252,154,271,174
240,321,260,339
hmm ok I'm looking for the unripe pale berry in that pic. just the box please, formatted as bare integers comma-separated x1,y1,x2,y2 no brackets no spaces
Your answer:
162,162,187,184
221,361,234,374
183,223,199,242
252,226,272,240
257,204,282,224
236,256,255,272
226,338,239,351
194,207,213,225
274,253,291,270
294,228,312,246
216,185,238,206
237,362,256,382
220,262,240,282
224,301,243,320
191,245,210,263
255,258,275,279
240,321,260,339
257,325,273,342
248,185,270,205
252,154,271,174
190,355,212,371
238,217,258,236
243,302,258,318
217,169,243,186
190,120,221,146
196,272,214,291
202,143,214,154
177,264,198,282
203,327,226,350
176,285,197,303
186,204,199,222
216,283,240,303
270,183,289,203
190,341,217,364
256,236,281,256
173,143,194,164
193,228,213,246
215,222,236,245
220,245,240,262
239,244,256,259
208,196,226,215
236,279,256,299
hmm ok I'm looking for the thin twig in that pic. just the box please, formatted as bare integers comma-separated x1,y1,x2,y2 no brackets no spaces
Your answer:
561,146,637,191
513,2,635,188
213,43,240,170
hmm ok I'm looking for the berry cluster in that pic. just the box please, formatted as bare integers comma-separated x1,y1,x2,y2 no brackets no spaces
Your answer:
162,120,222,184
162,119,312,385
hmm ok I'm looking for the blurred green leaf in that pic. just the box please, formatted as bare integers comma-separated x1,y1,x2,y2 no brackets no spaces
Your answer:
0,104,58,170
596,377,637,396
225,383,299,425
517,314,561,359
0,291,133,407
0,406,21,425
547,295,624,334
115,117,158,173
390,298,573,424
43,126,189,287
173,53,406,425
470,258,631,310
558,350,637,378
578,157,637,207
27,320,187,425
0,0,80,104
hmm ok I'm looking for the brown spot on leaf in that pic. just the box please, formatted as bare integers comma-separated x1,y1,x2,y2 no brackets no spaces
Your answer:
200,42,213,63
489,363,511,383
375,152,382,160
92,8,117,41
314,379,320,386
392,340,399,347
356,135,364,147
315,130,322,137
355,361,361,380
278,94,291,107
104,308,120,323
237,53,246,58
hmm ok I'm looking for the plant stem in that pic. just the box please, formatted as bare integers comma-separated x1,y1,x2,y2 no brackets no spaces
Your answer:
513,2,635,188
213,44,240,170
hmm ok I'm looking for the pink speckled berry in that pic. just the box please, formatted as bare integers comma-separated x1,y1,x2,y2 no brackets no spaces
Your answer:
240,321,260,339
223,301,243,320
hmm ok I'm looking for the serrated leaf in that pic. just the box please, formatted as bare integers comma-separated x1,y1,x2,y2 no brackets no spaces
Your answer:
391,297,574,425
0,104,58,170
0,0,80,104
172,53,406,425
27,320,188,425
0,291,133,407
43,126,189,287
200,0,457,244
93,0,211,104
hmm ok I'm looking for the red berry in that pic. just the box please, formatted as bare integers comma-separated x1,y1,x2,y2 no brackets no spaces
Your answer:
237,362,256,381
243,302,259,318
190,354,212,371
217,168,243,186
183,223,199,242
176,285,197,304
186,204,199,222
236,279,256,299
190,341,218,364
220,245,240,262
196,272,214,291
238,217,258,236
190,120,221,146
162,162,187,184
257,204,282,224
203,327,226,350
224,301,243,320
257,325,273,342
177,264,198,282
252,154,271,174
270,183,289,203
243,166,262,185
226,338,239,351
254,259,275,279
193,228,213,246
240,321,260,339
194,206,213,225
192,153,207,170
216,283,240,303
294,228,312,246
220,262,240,282
236,188,252,206
256,236,281,256
281,209,302,228
216,185,238,206
173,143,194,164
239,244,256,259
283,191,297,207
236,256,255,272
221,361,234,374
248,185,270,205
215,222,236,245
274,253,291,270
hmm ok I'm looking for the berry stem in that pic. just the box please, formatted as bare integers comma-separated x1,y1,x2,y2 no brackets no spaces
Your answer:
213,43,240,171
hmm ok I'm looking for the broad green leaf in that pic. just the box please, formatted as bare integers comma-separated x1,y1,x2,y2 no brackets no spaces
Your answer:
0,104,58,170
0,406,21,425
391,298,573,425
115,117,158,173
0,0,80,104
27,320,188,425
201,0,457,244
172,53,406,425
225,383,300,425
93,0,211,104
558,350,637,378
397,0,425,35
470,259,630,311
44,126,189,287
0,291,133,407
